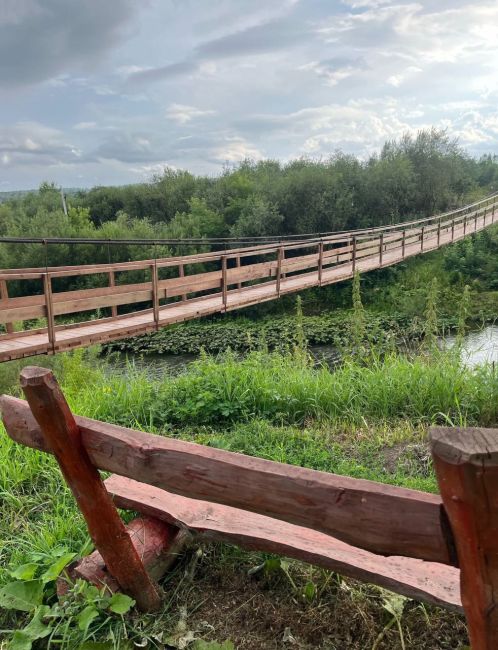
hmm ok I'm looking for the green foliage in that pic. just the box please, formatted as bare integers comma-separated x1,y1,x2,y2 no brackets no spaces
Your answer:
1,129,495,278
0,542,136,649
350,272,366,358
423,278,439,348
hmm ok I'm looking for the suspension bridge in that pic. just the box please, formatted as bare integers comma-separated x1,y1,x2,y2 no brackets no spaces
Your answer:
1,193,497,363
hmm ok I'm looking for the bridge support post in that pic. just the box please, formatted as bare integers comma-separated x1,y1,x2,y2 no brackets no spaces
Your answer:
437,220,441,248
108,271,118,318
43,273,56,354
318,241,324,287
379,234,383,267
0,279,14,334
401,230,406,259
421,226,425,252
352,237,357,274
430,426,498,650
236,256,242,290
151,264,159,330
452,219,455,241
276,247,283,295
179,263,187,302
221,256,228,311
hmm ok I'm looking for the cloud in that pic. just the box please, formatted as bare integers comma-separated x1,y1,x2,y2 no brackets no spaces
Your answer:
129,13,311,85
299,57,368,86
211,136,264,163
165,104,216,125
0,0,136,88
93,132,158,164
0,121,81,166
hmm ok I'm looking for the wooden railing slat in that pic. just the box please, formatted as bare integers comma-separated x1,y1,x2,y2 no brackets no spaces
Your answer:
0,395,454,565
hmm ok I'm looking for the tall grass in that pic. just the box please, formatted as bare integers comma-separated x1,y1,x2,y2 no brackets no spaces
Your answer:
3,343,491,433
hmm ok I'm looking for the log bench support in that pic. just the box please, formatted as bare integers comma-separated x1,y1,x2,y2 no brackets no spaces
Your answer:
18,367,172,612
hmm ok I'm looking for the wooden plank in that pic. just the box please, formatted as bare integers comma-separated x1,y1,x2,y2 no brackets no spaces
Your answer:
430,426,498,649
106,475,462,612
0,395,454,564
18,367,162,612
68,517,189,592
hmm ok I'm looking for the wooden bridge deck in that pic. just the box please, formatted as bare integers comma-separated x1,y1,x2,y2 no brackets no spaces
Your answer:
0,196,496,363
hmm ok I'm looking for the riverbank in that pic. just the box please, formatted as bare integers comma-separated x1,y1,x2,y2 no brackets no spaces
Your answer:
2,340,498,648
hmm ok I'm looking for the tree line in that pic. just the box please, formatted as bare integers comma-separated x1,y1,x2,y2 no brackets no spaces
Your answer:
1,128,498,272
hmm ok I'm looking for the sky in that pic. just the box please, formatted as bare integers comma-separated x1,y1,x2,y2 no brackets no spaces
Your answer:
1,0,498,190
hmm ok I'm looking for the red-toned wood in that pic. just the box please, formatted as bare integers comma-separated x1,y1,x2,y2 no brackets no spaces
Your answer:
105,475,462,611
430,426,498,649
1,394,454,564
69,517,189,592
18,367,162,612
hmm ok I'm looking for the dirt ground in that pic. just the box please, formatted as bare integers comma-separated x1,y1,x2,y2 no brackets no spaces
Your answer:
162,544,468,650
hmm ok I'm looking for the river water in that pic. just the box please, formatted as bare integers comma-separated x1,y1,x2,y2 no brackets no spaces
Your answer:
106,326,498,379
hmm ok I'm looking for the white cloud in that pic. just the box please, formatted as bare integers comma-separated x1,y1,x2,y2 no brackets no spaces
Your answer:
212,136,263,163
73,121,97,130
165,104,216,125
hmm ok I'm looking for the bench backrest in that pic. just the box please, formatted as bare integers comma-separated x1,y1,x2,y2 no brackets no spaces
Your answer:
2,367,498,649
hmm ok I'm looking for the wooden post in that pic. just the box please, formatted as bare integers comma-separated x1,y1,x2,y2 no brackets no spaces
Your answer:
452,218,455,241
421,226,425,252
437,219,441,247
179,263,187,302
19,367,162,612
0,279,14,334
281,247,286,280
236,256,242,290
464,216,467,235
352,237,357,274
430,427,498,650
318,241,324,287
276,247,283,295
379,233,384,266
402,230,406,259
151,263,159,330
475,210,478,232
43,273,56,354
108,271,117,318
221,255,228,310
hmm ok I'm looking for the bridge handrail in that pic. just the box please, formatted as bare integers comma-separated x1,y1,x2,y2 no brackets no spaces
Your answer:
0,193,497,356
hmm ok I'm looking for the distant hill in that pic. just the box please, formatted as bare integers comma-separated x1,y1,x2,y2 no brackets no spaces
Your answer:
0,188,83,203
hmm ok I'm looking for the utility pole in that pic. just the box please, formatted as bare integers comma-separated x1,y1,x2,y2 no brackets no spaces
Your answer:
60,187,68,216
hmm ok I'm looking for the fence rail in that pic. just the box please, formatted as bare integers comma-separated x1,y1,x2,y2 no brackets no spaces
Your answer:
1,193,497,362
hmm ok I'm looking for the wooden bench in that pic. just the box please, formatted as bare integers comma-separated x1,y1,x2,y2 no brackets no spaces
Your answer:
1,367,498,648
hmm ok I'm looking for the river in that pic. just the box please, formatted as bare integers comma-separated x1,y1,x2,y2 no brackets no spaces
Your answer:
105,326,498,379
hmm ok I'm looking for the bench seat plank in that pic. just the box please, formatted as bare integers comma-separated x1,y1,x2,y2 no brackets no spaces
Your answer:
105,475,462,613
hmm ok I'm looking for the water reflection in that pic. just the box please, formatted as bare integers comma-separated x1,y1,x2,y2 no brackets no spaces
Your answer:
105,325,498,379
445,325,498,367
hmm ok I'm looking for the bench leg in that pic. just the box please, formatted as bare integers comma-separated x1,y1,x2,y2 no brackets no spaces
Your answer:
58,517,190,596
431,427,498,649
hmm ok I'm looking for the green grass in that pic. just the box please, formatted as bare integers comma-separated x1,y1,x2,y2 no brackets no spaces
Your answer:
0,345,486,648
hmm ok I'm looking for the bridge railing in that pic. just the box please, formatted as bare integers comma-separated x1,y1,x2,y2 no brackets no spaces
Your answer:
0,193,497,354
